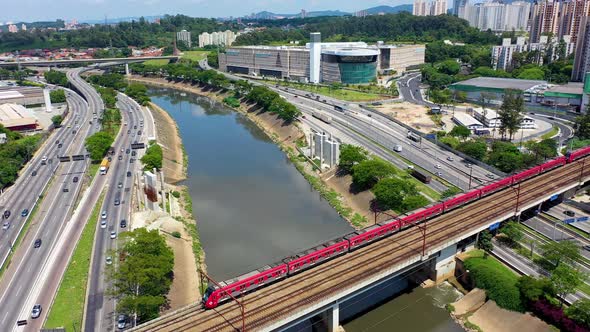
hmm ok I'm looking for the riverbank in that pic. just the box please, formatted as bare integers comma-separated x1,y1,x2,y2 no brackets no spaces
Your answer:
129,76,367,228
147,102,186,184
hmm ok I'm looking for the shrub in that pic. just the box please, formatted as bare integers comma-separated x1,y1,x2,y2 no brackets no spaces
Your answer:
172,191,180,199
531,300,589,332
171,231,181,238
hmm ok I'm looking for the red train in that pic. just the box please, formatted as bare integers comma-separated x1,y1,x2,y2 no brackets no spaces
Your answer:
202,146,590,309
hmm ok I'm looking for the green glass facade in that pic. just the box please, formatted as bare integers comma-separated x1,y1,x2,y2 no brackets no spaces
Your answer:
338,62,377,84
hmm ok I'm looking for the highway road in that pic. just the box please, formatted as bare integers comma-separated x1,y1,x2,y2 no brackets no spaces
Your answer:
0,82,97,330
84,92,149,332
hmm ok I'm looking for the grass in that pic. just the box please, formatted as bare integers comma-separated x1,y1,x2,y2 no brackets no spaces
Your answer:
143,59,170,66
541,125,559,140
264,80,389,102
351,213,369,228
44,191,105,332
577,282,590,296
181,51,209,62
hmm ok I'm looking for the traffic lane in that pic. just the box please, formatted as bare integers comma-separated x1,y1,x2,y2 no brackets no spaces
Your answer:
0,157,86,330
0,94,87,259
85,99,137,332
523,217,590,262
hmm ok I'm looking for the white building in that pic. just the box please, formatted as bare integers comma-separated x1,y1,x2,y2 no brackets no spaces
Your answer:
492,35,575,70
177,30,191,48
472,107,537,129
198,30,238,48
452,113,483,130
459,1,530,32
413,0,447,16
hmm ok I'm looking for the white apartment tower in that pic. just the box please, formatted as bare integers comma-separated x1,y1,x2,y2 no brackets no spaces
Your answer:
177,30,192,48
309,32,322,84
414,0,447,16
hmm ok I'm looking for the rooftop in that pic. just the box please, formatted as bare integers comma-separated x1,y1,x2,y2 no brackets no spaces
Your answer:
0,103,37,128
545,82,584,97
452,77,547,92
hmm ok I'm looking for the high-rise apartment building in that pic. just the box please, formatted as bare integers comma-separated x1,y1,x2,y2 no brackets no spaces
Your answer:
530,0,590,44
413,0,447,16
7,24,17,33
177,30,192,48
198,30,238,48
572,16,590,82
21,24,26,31
492,35,575,71
459,1,530,31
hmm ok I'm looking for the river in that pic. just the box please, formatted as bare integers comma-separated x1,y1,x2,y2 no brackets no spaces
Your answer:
148,87,353,280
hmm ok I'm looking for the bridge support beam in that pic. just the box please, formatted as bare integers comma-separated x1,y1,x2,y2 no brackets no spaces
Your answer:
125,63,130,76
327,303,339,332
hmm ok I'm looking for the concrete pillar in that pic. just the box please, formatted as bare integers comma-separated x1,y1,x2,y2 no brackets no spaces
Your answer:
328,303,339,332
125,63,130,76
160,170,166,213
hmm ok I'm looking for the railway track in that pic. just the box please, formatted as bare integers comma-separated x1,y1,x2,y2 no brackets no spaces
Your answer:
133,158,590,332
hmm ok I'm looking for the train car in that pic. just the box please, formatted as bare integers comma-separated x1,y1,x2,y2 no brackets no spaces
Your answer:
312,111,332,124
443,190,481,212
540,157,567,172
400,203,444,226
285,238,349,274
202,262,288,309
512,166,541,183
411,170,432,184
567,146,590,162
479,177,512,197
346,219,402,250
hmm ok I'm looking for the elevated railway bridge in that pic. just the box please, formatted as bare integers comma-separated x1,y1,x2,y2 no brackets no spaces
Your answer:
131,155,590,332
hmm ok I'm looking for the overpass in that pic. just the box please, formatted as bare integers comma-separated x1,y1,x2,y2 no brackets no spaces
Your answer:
0,56,179,68
132,157,590,332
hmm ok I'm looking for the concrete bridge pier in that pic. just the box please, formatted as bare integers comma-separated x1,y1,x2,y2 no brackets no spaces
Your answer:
327,303,339,332
125,63,130,76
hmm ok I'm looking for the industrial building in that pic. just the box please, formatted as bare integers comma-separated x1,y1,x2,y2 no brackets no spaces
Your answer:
0,86,45,105
218,33,425,84
452,113,483,131
0,103,38,131
450,76,589,112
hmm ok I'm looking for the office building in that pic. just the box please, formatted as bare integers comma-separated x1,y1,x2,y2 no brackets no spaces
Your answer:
198,30,238,48
413,0,447,16
459,1,530,32
530,0,590,44
219,33,425,84
177,30,191,48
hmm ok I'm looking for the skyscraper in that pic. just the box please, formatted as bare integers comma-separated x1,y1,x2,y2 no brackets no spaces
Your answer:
453,0,468,16
459,1,530,31
572,15,590,82
413,0,447,16
530,0,590,44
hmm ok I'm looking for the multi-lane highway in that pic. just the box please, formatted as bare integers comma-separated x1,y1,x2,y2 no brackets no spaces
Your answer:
0,82,97,330
84,92,149,332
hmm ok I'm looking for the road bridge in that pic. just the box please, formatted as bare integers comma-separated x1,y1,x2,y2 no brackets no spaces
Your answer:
0,56,179,68
131,156,590,332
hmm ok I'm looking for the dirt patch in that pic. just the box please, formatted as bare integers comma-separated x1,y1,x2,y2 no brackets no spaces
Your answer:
467,301,553,332
374,102,437,132
452,288,485,316
148,102,185,184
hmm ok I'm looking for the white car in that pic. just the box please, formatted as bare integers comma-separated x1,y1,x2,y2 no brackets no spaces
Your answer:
106,256,112,265
110,231,117,239
2,222,9,230
435,172,443,177
435,164,442,169
101,211,107,219
447,156,454,161
100,220,107,229
31,304,42,319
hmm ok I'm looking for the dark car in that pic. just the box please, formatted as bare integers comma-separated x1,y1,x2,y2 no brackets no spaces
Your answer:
21,209,29,217
125,149,130,154
131,151,136,157
108,157,112,162
72,130,76,135
130,158,134,164
118,155,123,161
120,219,127,228
127,129,131,134
73,177,79,183
58,143,62,148
564,210,575,217
137,130,142,135
134,125,137,129
63,188,69,193
34,239,42,248
55,140,60,145
127,171,132,177
3,210,10,219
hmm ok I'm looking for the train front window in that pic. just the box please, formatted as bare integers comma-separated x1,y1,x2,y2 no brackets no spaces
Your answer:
202,286,215,302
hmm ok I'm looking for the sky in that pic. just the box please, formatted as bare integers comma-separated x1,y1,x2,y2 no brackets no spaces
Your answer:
1,0,413,23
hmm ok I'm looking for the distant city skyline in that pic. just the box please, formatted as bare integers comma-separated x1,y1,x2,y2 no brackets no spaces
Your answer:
1,0,413,23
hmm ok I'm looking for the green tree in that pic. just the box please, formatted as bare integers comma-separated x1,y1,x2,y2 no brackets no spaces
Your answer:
516,67,545,80
457,140,487,160
49,89,66,103
499,89,525,140
125,83,151,106
500,221,523,245
437,60,461,75
110,228,174,323
540,241,582,268
351,158,396,189
372,178,427,212
565,299,590,327
339,144,368,173
85,132,114,161
449,125,471,138
517,276,556,303
575,112,590,139
51,115,63,127
44,70,68,86
476,231,493,255
550,264,585,306
140,143,163,170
